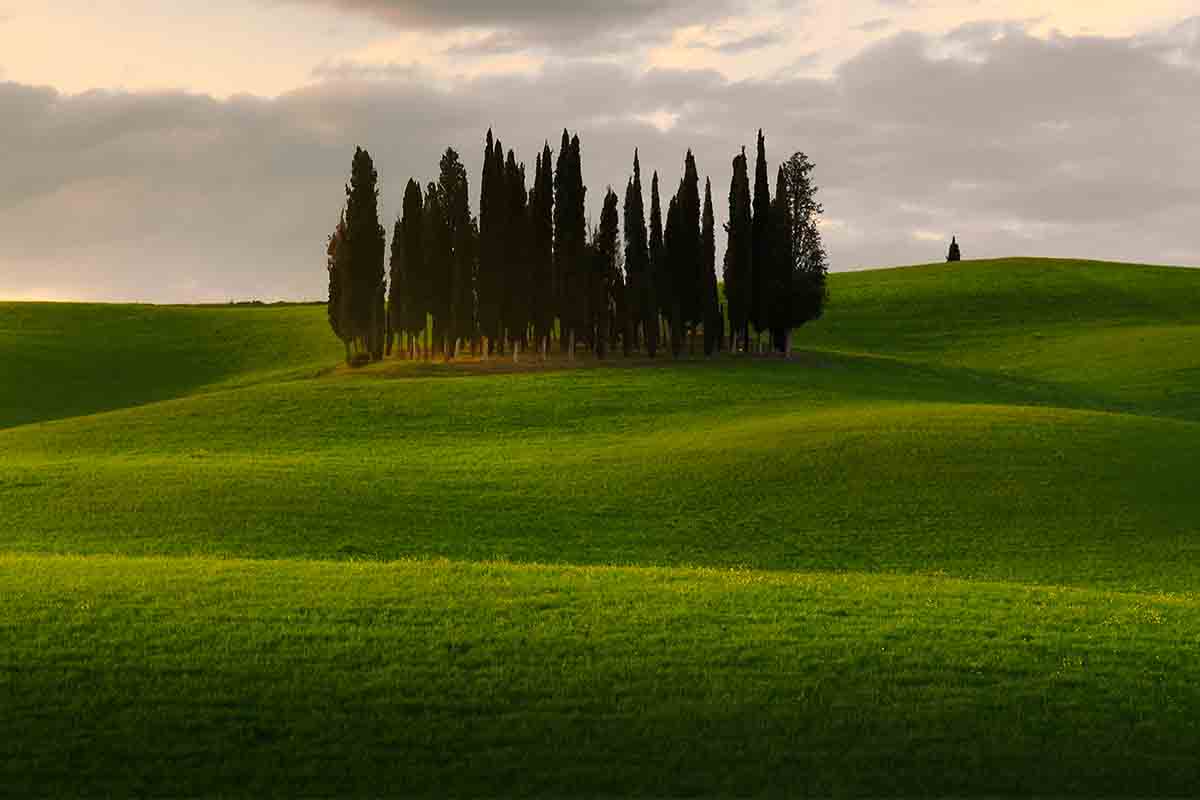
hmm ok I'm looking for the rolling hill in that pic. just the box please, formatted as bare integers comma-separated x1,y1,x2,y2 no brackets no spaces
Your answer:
2,257,1198,795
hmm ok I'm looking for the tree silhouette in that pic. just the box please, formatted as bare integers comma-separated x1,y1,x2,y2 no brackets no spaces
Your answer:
947,236,962,262
751,130,773,346
702,178,721,357
422,180,449,359
768,166,795,353
724,148,752,352
623,151,650,354
677,150,703,354
343,147,387,361
554,131,587,357
435,148,472,357
530,142,555,358
397,180,425,358
504,150,530,357
648,172,665,358
326,213,352,363
663,193,683,358
783,152,829,334
478,130,501,356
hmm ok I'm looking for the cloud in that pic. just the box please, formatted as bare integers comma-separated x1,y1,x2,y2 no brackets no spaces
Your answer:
2,20,1199,302
277,0,744,45
855,18,892,34
687,28,789,54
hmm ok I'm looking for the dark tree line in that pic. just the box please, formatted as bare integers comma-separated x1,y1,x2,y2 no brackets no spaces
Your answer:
327,129,828,364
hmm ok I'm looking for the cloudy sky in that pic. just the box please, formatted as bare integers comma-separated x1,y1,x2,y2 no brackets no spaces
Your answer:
1,1,1198,302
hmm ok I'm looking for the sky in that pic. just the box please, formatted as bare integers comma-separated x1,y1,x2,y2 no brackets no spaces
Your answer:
1,1,1198,302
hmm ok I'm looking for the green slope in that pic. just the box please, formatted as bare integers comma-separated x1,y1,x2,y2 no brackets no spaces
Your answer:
0,302,343,428
805,258,1200,419
2,257,1199,795
4,555,1199,797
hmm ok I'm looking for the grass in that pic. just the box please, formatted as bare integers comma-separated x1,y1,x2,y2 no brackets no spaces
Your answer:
0,302,341,428
1,257,1199,795
4,555,1200,796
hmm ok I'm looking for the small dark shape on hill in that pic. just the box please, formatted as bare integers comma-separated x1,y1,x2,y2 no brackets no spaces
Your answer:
947,236,962,262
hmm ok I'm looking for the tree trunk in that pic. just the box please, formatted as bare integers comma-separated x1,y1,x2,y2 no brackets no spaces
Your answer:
568,329,576,362
785,329,794,359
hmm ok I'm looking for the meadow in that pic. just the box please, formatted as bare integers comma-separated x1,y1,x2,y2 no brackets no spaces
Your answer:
2,258,1198,795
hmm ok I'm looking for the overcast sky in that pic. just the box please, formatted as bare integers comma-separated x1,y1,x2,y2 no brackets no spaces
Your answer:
1,1,1198,302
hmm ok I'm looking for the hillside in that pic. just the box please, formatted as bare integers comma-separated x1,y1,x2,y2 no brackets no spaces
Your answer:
0,302,342,428
2,257,1198,795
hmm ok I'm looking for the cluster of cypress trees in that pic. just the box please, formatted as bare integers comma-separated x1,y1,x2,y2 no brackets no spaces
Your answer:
724,131,830,354
326,129,828,364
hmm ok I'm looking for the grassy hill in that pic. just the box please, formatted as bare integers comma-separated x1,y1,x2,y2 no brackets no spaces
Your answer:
0,302,342,428
2,258,1198,795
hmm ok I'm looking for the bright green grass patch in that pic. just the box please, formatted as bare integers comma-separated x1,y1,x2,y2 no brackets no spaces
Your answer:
0,302,342,428
805,258,1200,420
2,555,1198,797
3,361,1198,592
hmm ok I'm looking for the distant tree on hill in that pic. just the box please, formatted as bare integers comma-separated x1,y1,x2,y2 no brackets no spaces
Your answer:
724,148,753,352
343,147,387,361
947,236,962,262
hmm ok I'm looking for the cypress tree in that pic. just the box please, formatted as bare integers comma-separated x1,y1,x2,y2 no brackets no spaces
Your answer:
342,147,387,360
438,148,472,356
647,172,665,358
701,178,721,357
663,193,683,358
529,142,555,357
677,150,703,352
423,181,450,359
554,131,587,357
398,179,425,358
723,148,752,352
947,236,962,262
571,134,588,354
623,151,650,354
326,213,352,363
769,166,795,354
553,130,571,354
593,188,620,358
783,151,829,338
504,150,530,356
478,130,499,356
751,130,772,346
387,209,406,358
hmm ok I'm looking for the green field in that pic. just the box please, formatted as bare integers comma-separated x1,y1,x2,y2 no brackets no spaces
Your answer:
2,258,1199,795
